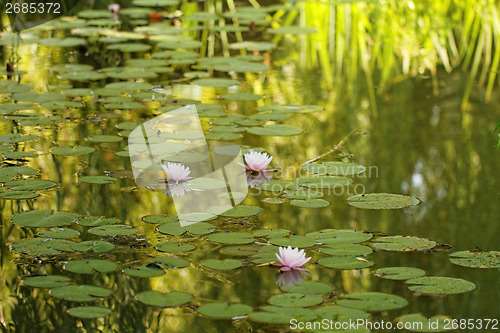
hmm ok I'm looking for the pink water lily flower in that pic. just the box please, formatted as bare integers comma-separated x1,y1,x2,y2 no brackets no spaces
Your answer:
161,162,193,183
275,269,310,286
108,4,120,19
275,246,311,272
245,171,271,188
238,150,275,172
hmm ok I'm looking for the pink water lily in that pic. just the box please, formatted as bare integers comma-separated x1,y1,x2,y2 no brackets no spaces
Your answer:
275,246,311,272
108,4,120,19
161,162,193,183
238,150,276,172
275,269,310,286
245,171,271,188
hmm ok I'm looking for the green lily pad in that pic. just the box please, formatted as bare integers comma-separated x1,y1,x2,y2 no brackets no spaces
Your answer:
123,265,165,277
67,306,111,319
50,285,111,301
262,197,285,204
0,191,39,200
204,132,242,141
249,306,316,324
319,256,373,269
202,259,242,270
268,293,323,308
78,176,117,184
2,151,37,159
221,244,264,256
449,250,500,268
396,314,453,332
270,235,316,248
77,216,120,227
319,244,373,256
11,238,76,255
248,125,302,136
151,257,190,269
64,259,118,274
314,305,369,322
267,26,318,34
207,232,254,245
87,135,123,143
107,43,151,52
296,176,352,189
51,146,95,156
39,37,86,47
135,290,192,307
406,277,476,295
71,240,115,253
372,236,436,252
156,222,215,236
303,162,366,176
0,134,38,143
375,267,426,280
221,93,262,101
192,78,240,87
156,242,196,253
285,189,324,199
290,199,330,208
306,229,373,244
198,303,252,318
253,229,291,238
280,281,332,294
337,292,408,311
23,275,71,288
59,71,107,81
89,224,138,236
39,228,80,239
219,205,261,218
142,215,179,224
0,166,38,177
347,193,420,209
214,61,269,73
4,179,56,191
11,210,78,227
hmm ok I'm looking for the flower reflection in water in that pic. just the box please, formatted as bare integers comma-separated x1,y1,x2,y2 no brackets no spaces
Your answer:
275,246,311,272
275,269,310,286
245,171,272,188
163,182,193,197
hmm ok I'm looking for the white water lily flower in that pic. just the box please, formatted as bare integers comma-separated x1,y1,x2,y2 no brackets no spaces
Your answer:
275,246,311,272
238,150,274,172
161,162,193,182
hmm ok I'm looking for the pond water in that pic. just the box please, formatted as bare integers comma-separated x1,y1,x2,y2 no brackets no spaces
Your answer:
0,2,499,333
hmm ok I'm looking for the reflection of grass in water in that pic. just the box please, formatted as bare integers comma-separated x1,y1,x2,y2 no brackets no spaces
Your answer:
271,0,500,110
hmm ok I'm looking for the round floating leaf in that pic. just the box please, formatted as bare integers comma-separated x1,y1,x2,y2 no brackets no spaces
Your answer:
0,166,37,177
192,78,239,87
67,306,111,319
268,293,323,308
280,281,332,294
156,222,214,236
156,242,196,253
270,235,316,248
306,229,372,244
214,61,269,73
203,259,242,270
198,303,252,318
449,250,500,268
11,210,78,227
0,134,38,143
314,305,369,322
78,216,120,227
136,290,192,307
262,197,285,204
221,93,262,101
23,275,71,288
249,306,316,324
372,236,436,252
248,125,302,136
39,228,80,239
253,229,290,238
2,151,37,159
319,256,373,269
267,26,318,34
347,193,420,209
220,205,261,218
0,191,39,200
50,285,111,301
259,180,296,192
51,146,95,156
221,244,263,256
123,265,165,277
205,132,242,141
152,257,190,269
290,199,329,208
303,162,366,176
337,292,408,311
207,232,254,245
79,176,117,184
296,176,352,189
396,314,453,332
319,244,373,256
71,240,115,253
375,267,426,280
87,135,123,143
64,259,118,274
142,215,178,224
11,238,76,255
285,189,324,199
406,277,476,295
89,224,138,236
4,179,56,191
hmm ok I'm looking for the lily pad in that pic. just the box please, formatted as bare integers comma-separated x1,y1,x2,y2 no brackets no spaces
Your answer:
318,256,373,269
372,236,436,252
262,198,285,204
142,215,179,224
67,306,111,319
87,135,123,143
248,125,302,136
337,292,408,311
375,267,426,280
406,277,476,295
270,235,316,248
51,146,95,156
89,224,138,236
347,193,420,209
296,176,352,189
23,275,71,288
319,244,373,256
11,210,78,227
0,191,39,200
123,265,165,277
64,259,118,274
156,242,196,253
156,222,215,236
50,285,111,301
449,250,500,268
151,257,190,269
290,199,330,208
107,43,151,52
135,290,192,307
259,180,296,192
249,306,316,324
198,303,252,318
78,216,120,227
280,281,332,294
11,238,76,256
202,259,242,270
221,93,262,101
39,228,80,239
285,189,324,199
314,305,369,322
0,134,38,144
78,176,117,184
71,240,115,253
306,229,373,244
192,78,240,87
207,232,254,245
4,179,56,191
303,162,366,176
268,293,323,308
219,205,261,218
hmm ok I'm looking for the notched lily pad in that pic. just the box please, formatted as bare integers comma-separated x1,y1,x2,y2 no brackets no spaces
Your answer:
449,250,500,268
207,232,254,245
198,303,252,318
4,179,56,191
202,259,242,270
11,210,78,227
67,306,111,318
71,240,115,253
64,259,118,274
406,277,476,295
290,199,329,208
372,236,436,252
78,175,117,184
123,265,165,277
270,235,316,248
319,256,373,269
307,229,372,245
156,242,196,253
337,292,408,311
296,176,352,189
23,275,71,288
88,224,138,236
248,125,302,136
156,221,215,236
51,146,95,156
50,285,111,301
375,267,426,280
219,205,261,218
39,228,80,239
280,281,332,294
136,290,192,307
347,193,420,209
268,293,323,308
